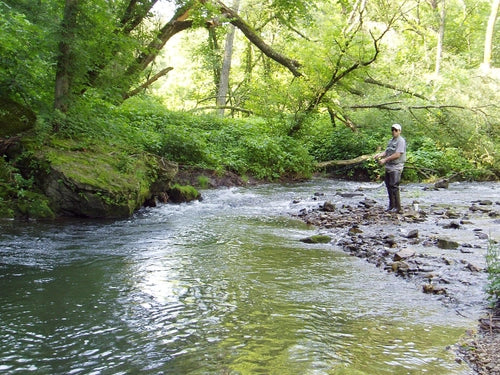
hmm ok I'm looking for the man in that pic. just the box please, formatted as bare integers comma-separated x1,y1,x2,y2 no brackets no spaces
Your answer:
374,123,406,213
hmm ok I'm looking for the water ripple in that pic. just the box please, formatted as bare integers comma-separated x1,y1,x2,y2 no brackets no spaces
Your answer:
2,180,494,374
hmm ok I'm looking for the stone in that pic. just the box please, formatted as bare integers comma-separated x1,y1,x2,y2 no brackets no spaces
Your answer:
36,150,178,218
405,229,419,238
300,234,332,244
394,249,416,261
349,226,363,234
321,201,336,212
437,238,459,249
475,232,489,240
466,263,482,272
434,179,449,189
359,198,376,208
384,235,397,247
479,200,493,206
391,261,409,273
445,211,461,219
167,184,201,203
337,192,364,198
443,221,461,229
423,284,447,295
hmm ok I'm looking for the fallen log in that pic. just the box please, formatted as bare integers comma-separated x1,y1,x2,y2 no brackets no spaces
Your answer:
316,153,376,168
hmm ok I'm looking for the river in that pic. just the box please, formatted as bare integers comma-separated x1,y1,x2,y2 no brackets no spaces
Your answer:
1,179,496,375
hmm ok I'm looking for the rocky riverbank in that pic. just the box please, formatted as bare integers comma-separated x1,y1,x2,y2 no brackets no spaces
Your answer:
292,182,500,374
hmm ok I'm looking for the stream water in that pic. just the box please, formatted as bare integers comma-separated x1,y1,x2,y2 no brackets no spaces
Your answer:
1,179,496,375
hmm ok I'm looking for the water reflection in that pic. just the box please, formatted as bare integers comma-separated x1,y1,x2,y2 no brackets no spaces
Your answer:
1,180,490,374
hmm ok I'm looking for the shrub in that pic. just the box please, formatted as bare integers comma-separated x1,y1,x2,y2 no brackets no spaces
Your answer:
486,241,500,308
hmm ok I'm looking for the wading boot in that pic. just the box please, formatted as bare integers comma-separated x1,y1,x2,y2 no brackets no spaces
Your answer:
393,190,403,214
385,191,395,212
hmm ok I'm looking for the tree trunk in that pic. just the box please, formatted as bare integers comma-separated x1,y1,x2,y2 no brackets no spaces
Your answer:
434,0,446,77
208,26,221,87
482,0,500,72
54,0,78,115
216,0,240,116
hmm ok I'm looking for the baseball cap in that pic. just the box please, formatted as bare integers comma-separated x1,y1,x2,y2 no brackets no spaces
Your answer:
391,123,402,131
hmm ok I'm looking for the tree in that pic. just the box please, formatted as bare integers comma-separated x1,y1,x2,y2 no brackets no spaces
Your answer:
57,0,306,114
482,0,500,71
54,0,79,114
433,0,446,77
216,0,240,116
3,0,308,118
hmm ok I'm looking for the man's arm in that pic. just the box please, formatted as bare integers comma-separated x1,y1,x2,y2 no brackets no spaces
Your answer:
378,152,401,165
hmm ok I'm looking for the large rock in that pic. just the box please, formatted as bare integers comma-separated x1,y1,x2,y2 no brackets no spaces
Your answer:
35,146,178,218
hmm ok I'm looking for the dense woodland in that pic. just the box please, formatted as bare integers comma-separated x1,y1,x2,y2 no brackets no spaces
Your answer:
1,0,499,210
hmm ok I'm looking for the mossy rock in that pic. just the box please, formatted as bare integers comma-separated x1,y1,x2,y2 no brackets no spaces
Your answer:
34,140,177,218
300,234,332,244
437,238,459,249
167,184,201,203
0,97,36,137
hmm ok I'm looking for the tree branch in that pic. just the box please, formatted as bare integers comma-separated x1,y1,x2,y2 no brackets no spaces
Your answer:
304,20,392,114
129,4,194,75
364,77,428,100
316,153,376,168
120,0,158,34
124,67,174,99
213,0,302,77
190,105,254,115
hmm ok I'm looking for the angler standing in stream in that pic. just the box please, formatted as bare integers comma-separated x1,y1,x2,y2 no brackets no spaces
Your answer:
374,123,407,213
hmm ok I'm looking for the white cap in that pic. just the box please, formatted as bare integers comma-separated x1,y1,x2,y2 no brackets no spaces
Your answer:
391,123,402,131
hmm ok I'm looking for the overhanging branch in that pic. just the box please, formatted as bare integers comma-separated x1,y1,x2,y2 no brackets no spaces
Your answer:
124,67,174,99
364,77,428,100
213,0,302,77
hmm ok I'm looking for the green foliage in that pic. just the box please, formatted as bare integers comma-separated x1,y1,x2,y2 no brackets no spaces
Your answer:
197,175,210,188
17,191,55,219
405,137,494,181
486,241,500,308
298,116,379,161
0,1,54,107
116,97,315,180
229,134,313,180
0,155,55,219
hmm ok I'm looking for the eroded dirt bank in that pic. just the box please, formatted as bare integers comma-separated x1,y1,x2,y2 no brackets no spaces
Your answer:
291,181,500,374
